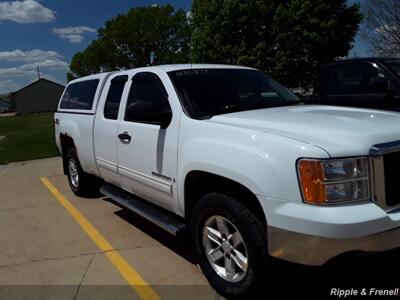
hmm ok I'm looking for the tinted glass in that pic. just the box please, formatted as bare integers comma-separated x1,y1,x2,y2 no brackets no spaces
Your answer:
384,59,400,77
168,69,299,118
66,79,99,110
104,76,128,120
124,74,170,121
59,85,73,109
327,63,386,95
314,66,331,96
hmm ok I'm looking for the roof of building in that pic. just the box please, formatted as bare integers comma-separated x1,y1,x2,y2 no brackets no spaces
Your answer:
13,78,65,95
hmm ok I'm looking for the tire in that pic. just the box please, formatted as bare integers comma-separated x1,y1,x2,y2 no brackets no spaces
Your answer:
65,148,99,197
191,193,268,299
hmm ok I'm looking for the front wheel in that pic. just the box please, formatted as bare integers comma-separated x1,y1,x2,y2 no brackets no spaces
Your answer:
191,193,269,299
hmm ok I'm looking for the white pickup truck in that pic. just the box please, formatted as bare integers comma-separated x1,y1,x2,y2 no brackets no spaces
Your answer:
55,64,400,298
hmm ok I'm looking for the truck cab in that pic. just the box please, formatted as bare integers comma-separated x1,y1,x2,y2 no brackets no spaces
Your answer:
55,64,400,299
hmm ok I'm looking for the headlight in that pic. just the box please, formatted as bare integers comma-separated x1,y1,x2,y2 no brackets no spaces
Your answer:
297,157,369,204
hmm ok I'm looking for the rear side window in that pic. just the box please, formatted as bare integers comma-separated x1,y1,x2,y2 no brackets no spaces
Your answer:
104,75,128,120
60,79,99,110
59,85,73,109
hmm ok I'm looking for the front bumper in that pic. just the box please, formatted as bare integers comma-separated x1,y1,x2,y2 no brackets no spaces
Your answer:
259,195,400,265
268,225,400,265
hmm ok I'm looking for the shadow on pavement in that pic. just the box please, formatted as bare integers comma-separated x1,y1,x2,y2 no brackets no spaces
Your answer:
109,200,400,299
112,204,197,264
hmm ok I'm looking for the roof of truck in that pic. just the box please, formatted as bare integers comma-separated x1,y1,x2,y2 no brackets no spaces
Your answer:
333,57,400,64
155,64,255,72
318,57,400,70
68,64,257,85
73,64,254,80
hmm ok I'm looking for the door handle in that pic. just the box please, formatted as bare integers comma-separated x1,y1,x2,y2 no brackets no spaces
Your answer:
118,132,131,143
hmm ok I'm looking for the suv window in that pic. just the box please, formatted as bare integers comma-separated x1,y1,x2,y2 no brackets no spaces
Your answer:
59,85,73,109
384,59,400,77
60,79,99,110
124,73,170,122
104,75,128,120
327,62,387,95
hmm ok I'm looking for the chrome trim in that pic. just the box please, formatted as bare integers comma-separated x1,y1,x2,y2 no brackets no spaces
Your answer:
118,165,172,195
100,185,185,235
370,140,400,155
96,157,118,173
268,225,400,266
370,155,386,208
369,152,400,212
321,177,369,185
151,171,172,182
368,156,375,204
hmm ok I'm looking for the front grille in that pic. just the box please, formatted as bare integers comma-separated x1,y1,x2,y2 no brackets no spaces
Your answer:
383,151,400,207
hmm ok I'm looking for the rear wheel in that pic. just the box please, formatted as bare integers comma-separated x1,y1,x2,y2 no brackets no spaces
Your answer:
65,148,99,197
191,193,269,299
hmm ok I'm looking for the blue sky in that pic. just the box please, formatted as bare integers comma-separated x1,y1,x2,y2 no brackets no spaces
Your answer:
0,0,366,94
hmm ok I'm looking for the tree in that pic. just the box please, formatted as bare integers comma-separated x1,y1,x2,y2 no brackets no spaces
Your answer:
191,0,362,89
68,5,191,80
362,0,400,57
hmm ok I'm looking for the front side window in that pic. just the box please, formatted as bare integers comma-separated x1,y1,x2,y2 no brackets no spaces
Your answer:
327,62,387,95
104,75,128,120
61,79,99,110
168,69,299,118
124,73,170,122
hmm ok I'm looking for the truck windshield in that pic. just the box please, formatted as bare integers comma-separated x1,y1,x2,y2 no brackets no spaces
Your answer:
168,69,299,118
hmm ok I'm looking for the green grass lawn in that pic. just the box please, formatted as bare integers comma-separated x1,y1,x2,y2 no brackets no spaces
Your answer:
0,113,59,164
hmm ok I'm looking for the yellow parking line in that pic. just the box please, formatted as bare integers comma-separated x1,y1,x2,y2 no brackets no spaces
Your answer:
271,248,285,257
40,177,161,300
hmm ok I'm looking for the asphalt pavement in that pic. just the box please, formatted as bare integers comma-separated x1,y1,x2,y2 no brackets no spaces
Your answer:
1,157,399,300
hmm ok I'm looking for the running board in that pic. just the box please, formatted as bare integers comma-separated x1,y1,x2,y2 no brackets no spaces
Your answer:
100,185,186,235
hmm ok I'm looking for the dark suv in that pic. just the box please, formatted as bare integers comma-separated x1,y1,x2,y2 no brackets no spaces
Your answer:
309,57,400,111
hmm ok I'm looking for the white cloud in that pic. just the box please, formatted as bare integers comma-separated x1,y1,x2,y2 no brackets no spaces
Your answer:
20,59,68,70
0,79,19,92
0,49,61,62
0,0,55,23
0,67,32,78
0,60,68,79
52,26,96,43
0,48,68,93
0,49,68,73
0,71,65,93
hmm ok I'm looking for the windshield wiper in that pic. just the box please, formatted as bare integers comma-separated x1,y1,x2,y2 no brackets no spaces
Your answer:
269,100,305,107
219,102,274,114
204,100,304,118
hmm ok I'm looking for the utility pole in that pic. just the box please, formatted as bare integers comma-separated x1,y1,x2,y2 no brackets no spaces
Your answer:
37,66,40,80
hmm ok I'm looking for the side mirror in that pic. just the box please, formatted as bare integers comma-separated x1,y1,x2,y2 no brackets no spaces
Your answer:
368,76,389,93
125,101,172,129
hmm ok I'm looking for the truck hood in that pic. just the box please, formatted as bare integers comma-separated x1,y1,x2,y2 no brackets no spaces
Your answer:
208,105,400,157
